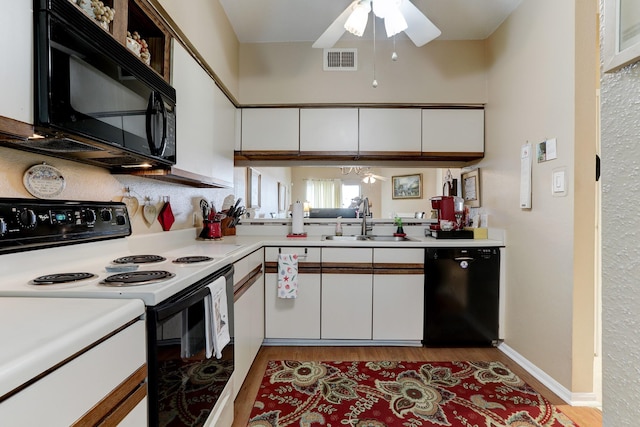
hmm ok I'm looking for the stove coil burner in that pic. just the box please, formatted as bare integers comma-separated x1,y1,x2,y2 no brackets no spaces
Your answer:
100,270,175,287
31,272,97,285
112,255,166,264
172,256,214,264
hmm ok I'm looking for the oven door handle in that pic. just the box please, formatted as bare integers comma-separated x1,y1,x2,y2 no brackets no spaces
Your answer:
155,286,211,321
153,266,233,321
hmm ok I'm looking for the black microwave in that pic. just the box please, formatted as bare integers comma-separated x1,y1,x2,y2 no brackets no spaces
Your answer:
28,0,176,169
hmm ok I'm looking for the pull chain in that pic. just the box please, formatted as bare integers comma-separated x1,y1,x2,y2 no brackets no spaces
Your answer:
372,13,378,88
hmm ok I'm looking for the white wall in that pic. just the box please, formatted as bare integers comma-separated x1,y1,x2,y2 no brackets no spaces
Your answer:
600,27,640,426
238,39,487,105
483,0,597,395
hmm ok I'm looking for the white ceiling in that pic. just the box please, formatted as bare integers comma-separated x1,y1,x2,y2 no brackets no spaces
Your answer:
219,0,523,44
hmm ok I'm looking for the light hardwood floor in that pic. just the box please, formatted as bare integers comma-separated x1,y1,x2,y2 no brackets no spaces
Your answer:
233,346,602,427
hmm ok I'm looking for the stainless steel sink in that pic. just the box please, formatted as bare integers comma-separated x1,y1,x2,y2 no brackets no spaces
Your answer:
321,235,415,242
365,235,415,241
322,235,367,241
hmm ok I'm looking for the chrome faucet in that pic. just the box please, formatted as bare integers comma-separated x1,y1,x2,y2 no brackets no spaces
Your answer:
360,197,372,236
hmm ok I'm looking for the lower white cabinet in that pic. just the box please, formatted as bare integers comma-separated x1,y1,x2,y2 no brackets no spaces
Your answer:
372,248,425,340
0,321,147,426
233,249,265,398
264,247,321,339
321,273,373,339
262,246,424,344
372,274,424,340
321,247,373,340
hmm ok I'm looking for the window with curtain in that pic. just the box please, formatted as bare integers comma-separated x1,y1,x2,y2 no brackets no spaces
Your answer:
305,179,342,208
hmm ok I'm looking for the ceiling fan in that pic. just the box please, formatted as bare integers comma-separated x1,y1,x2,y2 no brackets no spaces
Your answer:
362,171,388,184
312,0,441,49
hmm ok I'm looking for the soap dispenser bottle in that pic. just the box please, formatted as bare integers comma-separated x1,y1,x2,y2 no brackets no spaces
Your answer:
335,216,343,236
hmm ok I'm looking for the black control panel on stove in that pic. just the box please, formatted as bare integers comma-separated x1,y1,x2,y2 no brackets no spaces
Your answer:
0,198,131,254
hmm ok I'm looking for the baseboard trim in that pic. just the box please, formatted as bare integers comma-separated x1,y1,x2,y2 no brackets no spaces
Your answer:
262,338,423,347
499,343,600,407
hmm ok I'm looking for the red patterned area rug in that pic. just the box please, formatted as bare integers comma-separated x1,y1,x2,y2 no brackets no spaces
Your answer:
247,360,579,427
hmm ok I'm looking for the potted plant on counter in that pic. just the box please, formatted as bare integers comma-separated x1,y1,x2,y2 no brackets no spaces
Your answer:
394,217,406,237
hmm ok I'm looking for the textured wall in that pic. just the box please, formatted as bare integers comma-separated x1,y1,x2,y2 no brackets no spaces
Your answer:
601,62,640,422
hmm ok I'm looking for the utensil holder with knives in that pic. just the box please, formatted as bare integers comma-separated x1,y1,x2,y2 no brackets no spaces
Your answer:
221,217,235,236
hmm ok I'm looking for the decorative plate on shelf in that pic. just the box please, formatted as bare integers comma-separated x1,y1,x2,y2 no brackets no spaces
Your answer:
23,163,66,199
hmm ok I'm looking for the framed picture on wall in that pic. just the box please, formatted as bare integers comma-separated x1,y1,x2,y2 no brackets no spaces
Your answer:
247,168,261,208
278,182,287,212
462,169,481,207
392,174,422,199
604,0,640,72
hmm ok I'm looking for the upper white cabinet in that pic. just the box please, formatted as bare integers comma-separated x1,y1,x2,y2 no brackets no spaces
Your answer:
171,40,234,187
422,109,484,153
359,108,422,153
241,108,299,151
0,0,33,126
300,108,358,153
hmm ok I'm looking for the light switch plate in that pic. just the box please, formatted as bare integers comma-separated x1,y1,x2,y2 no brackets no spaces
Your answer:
552,167,567,197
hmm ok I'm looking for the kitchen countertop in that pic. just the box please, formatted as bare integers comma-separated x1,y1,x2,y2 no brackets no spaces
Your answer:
0,298,145,399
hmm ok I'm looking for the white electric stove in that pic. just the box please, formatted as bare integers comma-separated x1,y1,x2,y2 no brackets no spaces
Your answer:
0,198,241,426
0,198,244,305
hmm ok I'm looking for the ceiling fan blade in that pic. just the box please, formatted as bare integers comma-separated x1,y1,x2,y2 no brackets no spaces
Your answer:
398,0,441,47
312,1,358,48
372,174,388,181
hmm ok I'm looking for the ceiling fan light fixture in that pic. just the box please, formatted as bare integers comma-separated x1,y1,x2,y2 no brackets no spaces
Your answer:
344,0,371,37
363,175,376,184
384,7,408,37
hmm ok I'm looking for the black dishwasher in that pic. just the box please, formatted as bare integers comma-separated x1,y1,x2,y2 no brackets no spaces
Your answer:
424,247,500,347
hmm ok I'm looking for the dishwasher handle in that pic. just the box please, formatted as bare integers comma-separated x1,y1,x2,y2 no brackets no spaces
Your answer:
454,256,475,262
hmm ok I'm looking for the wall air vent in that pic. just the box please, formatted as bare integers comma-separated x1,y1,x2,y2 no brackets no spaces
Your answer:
323,48,357,71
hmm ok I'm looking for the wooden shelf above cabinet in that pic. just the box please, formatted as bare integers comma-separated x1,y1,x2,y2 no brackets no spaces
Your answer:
68,0,171,81
234,150,483,167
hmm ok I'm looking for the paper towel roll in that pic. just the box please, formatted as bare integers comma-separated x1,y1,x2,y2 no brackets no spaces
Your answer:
291,201,304,234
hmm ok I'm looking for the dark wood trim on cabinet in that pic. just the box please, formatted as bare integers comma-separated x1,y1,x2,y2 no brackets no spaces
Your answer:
71,364,147,427
0,116,34,140
234,151,483,165
234,264,263,301
373,263,424,270
374,268,424,275
265,261,321,274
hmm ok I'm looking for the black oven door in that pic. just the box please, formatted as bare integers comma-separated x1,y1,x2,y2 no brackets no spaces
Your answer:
146,265,234,427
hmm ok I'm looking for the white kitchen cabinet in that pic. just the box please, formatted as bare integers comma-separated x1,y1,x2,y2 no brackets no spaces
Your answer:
322,274,373,339
359,108,422,153
373,275,424,340
300,108,359,154
372,248,424,340
321,248,373,340
421,109,484,153
171,40,234,187
241,108,299,151
0,0,33,126
0,321,147,426
264,247,321,339
233,248,265,398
